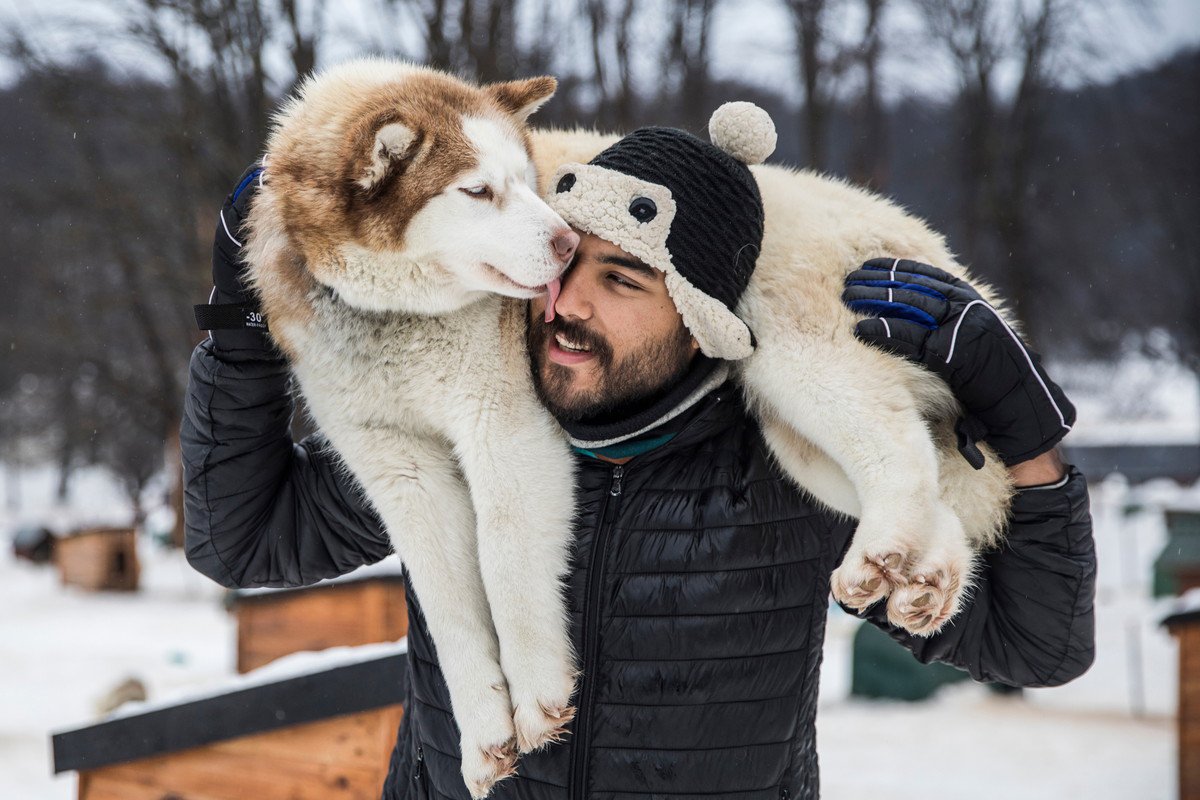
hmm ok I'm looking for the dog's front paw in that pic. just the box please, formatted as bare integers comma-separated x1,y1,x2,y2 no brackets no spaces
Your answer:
830,546,908,610
509,662,577,753
461,737,518,799
501,633,578,754
513,698,576,753
885,535,974,636
459,682,520,798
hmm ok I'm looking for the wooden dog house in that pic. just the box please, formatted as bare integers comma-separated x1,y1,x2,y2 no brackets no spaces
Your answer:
55,527,140,591
228,563,408,673
53,645,408,800
1163,594,1200,800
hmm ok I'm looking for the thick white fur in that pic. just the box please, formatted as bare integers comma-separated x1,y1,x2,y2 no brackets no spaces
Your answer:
736,168,1013,631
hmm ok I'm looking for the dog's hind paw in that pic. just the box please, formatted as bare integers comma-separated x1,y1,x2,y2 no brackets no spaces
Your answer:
831,549,907,610
886,551,970,636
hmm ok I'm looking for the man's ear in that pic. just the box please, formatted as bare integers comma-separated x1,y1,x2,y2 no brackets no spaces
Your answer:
357,120,420,193
486,76,557,123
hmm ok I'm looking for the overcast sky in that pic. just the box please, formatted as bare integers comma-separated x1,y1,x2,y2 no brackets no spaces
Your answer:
1,0,1197,101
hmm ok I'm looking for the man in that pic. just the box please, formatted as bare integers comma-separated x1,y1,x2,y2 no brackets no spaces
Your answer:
183,127,1095,800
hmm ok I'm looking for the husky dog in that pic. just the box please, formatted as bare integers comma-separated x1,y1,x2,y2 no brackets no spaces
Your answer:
244,60,582,795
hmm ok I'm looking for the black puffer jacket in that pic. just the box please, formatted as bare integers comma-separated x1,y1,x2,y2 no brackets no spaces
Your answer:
182,340,1097,800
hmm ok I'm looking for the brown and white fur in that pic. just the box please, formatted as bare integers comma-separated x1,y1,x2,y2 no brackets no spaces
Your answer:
245,59,582,796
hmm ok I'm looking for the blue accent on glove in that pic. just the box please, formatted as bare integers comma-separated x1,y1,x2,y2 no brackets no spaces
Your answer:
232,167,264,203
845,299,939,329
845,278,947,301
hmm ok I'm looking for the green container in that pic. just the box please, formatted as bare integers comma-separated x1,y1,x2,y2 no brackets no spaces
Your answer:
1154,510,1200,598
850,621,969,701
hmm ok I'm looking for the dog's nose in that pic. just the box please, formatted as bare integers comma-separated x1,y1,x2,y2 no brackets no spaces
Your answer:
551,229,580,264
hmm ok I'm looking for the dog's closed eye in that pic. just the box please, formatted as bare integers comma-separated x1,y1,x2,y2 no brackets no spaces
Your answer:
461,185,494,200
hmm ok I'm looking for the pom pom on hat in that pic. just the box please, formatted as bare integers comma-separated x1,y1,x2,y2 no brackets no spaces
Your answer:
708,102,777,165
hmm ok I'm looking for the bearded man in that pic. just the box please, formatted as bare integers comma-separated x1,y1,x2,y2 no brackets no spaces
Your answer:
183,126,1095,800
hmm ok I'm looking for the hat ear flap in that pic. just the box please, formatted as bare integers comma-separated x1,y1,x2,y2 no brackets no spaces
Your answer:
665,270,755,361
486,76,557,123
356,120,421,195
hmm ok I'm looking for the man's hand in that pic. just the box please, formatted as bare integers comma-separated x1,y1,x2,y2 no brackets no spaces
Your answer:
193,162,274,359
842,258,1075,470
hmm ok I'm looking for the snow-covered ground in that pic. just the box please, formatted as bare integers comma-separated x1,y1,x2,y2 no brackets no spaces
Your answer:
0,540,235,798
0,349,1192,799
0,483,1181,799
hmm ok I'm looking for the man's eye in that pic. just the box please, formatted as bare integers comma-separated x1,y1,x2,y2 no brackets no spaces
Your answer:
607,273,640,290
460,186,493,200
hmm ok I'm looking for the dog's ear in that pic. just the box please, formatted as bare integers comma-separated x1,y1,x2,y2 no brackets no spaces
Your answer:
356,119,421,194
486,76,557,123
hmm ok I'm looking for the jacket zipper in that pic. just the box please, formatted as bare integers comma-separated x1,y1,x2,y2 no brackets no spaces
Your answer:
569,463,624,800
413,745,427,798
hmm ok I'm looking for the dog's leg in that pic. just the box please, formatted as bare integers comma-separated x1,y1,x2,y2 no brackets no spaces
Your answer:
318,424,519,797
759,411,862,519
449,398,578,757
740,339,974,635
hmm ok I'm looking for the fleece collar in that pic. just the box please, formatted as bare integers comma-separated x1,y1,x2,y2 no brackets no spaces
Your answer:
559,355,730,452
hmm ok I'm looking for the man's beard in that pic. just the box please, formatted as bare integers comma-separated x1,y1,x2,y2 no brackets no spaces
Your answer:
526,309,695,424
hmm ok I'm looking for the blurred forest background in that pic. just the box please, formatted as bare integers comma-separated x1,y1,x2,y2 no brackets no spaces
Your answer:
0,0,1196,518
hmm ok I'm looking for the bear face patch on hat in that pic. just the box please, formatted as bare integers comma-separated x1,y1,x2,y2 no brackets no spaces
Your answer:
547,101,776,361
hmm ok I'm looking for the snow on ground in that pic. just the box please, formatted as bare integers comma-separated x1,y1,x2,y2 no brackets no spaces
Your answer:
0,541,235,798
817,684,1173,800
1,531,1179,798
0,445,1189,798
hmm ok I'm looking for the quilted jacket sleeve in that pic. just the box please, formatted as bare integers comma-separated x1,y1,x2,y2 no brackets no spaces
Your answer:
841,465,1097,688
181,339,393,588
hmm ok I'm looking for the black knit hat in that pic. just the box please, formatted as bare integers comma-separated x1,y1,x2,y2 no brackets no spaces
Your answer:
547,102,777,360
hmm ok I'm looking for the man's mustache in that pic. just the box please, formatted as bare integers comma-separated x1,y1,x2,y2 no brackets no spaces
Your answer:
540,316,614,366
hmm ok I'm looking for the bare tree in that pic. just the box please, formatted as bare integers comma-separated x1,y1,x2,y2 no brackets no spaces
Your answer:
0,0,317,525
915,0,1082,339
848,0,888,188
582,0,639,129
659,0,718,130
783,0,833,170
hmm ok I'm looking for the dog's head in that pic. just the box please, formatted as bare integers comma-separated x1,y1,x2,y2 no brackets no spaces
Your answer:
262,59,577,313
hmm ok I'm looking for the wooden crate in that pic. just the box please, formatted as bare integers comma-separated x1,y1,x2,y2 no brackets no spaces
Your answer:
54,646,408,800
233,579,408,673
77,705,403,800
1177,623,1200,800
55,528,139,592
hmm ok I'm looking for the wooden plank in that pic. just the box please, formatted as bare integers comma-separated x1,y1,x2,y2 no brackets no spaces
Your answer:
205,706,402,770
82,712,398,800
237,581,407,673
84,774,197,800
87,742,382,800
54,655,407,774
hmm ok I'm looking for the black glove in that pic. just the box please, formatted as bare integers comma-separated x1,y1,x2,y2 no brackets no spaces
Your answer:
194,162,274,359
842,258,1075,468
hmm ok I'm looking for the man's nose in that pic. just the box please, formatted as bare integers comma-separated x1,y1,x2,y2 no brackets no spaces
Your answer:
551,228,580,265
552,263,591,320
